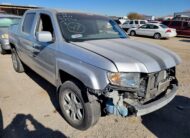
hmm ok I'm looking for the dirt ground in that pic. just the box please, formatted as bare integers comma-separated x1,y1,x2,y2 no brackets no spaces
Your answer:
0,36,190,138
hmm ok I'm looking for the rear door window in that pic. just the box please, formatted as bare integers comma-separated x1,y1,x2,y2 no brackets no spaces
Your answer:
140,24,148,29
146,24,151,29
140,21,146,24
153,25,159,29
22,13,36,34
129,21,133,24
147,24,158,29
135,21,138,24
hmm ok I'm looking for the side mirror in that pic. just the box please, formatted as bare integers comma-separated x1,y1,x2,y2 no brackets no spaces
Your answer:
36,31,53,43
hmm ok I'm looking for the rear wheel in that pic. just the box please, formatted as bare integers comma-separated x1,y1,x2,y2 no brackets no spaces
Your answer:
0,45,6,55
59,81,101,130
11,48,25,73
130,30,136,36
154,33,161,39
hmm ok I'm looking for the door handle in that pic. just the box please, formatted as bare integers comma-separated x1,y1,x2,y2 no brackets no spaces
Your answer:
32,44,41,56
33,44,41,50
33,48,40,53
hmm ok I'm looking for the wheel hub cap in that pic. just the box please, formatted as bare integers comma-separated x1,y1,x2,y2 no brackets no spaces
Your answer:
62,91,84,121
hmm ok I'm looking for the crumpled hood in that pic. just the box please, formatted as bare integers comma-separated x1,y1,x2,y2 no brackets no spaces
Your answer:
72,38,181,73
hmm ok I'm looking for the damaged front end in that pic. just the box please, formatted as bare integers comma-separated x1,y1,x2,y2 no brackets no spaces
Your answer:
103,67,178,117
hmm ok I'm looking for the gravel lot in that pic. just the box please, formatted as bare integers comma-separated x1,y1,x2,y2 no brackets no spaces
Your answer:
0,36,190,138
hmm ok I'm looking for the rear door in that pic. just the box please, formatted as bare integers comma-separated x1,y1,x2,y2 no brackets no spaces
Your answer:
169,21,182,34
145,24,159,36
18,12,37,67
181,22,190,36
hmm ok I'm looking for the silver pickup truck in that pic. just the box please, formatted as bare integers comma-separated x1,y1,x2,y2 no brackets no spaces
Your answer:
9,8,181,130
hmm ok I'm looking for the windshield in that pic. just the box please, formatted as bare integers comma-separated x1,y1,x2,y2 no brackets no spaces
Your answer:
0,17,21,28
160,24,168,28
57,13,127,42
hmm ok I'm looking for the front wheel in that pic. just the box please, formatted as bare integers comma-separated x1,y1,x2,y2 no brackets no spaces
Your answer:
59,81,101,130
130,30,136,36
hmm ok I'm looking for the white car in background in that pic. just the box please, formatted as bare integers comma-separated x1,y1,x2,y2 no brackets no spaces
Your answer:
121,20,147,31
128,23,177,39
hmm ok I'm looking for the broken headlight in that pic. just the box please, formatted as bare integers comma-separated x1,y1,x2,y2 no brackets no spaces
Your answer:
107,72,140,88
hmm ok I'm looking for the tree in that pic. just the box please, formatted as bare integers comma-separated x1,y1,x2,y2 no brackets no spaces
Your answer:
127,12,143,20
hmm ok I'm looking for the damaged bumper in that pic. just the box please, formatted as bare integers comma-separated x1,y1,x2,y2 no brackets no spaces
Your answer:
134,84,177,116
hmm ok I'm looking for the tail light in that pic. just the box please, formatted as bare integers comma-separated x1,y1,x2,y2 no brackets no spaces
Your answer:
166,29,171,33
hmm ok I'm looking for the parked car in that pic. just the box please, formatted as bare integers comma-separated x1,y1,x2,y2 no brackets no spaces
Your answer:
128,23,177,39
9,9,181,130
148,20,161,24
121,20,147,31
162,20,190,36
119,19,129,24
0,14,21,54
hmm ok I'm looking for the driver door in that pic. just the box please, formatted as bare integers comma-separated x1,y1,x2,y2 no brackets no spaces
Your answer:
32,13,56,85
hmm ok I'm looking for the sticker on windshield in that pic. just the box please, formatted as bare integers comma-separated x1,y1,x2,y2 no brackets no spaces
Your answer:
71,34,83,39
67,22,85,33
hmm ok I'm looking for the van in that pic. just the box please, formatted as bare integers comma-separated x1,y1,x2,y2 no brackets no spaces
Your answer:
121,20,147,31
162,20,190,36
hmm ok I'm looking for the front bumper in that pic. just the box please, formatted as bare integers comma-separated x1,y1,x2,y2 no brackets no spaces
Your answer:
1,39,10,50
134,84,177,116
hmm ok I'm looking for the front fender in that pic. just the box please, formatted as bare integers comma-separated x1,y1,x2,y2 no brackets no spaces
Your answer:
56,58,109,90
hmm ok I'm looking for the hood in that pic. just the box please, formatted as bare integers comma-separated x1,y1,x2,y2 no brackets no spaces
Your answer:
72,38,181,73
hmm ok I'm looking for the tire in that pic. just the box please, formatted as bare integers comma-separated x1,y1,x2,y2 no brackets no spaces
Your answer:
130,30,136,36
154,33,161,39
59,81,101,130
0,44,6,55
11,48,25,73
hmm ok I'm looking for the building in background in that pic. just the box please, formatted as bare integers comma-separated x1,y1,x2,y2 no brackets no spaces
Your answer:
174,11,190,17
142,15,155,21
0,4,38,15
163,15,174,20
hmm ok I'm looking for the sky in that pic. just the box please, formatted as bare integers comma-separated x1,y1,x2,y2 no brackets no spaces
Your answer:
1,0,190,17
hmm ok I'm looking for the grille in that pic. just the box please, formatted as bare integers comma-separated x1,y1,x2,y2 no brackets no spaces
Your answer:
148,70,167,90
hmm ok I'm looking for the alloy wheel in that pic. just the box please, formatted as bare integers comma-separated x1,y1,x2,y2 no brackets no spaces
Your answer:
62,90,84,122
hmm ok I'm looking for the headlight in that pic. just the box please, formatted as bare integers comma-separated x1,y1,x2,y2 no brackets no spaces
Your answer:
107,72,140,88
1,34,9,39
